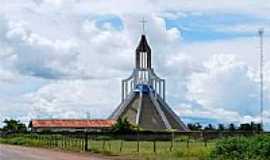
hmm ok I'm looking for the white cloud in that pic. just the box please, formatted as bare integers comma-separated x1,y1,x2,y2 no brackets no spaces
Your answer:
24,79,120,119
0,68,20,82
30,0,270,17
184,54,260,123
180,37,270,70
0,7,184,123
1,0,270,129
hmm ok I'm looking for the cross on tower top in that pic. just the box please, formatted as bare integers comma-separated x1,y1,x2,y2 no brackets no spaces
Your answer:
140,18,147,34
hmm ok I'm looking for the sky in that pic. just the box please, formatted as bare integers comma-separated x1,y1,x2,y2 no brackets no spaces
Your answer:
1,0,270,129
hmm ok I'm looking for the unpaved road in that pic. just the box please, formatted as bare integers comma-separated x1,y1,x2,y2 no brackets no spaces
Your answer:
0,144,117,160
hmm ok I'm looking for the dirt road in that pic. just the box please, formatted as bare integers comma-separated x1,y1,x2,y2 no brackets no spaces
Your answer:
0,144,115,160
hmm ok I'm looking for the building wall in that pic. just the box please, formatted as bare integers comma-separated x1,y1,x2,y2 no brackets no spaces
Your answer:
31,127,110,133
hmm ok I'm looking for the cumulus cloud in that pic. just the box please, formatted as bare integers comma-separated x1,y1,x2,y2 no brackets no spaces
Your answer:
1,0,270,129
20,14,184,119
182,54,261,124
24,79,120,119
0,1,184,124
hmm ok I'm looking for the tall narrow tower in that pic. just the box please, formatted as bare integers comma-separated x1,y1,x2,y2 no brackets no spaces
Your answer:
258,28,264,129
109,34,188,131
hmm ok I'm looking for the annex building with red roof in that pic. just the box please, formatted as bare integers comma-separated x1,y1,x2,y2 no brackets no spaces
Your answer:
29,119,116,132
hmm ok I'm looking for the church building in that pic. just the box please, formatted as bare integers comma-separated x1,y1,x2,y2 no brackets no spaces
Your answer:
29,32,188,133
109,34,188,131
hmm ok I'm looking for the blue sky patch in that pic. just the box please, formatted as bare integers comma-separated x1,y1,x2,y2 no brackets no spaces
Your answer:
95,15,123,31
165,13,265,42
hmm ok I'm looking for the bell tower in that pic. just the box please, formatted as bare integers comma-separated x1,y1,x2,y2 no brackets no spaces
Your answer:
136,34,151,69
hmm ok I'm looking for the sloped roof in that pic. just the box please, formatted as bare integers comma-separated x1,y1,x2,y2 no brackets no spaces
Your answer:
136,34,151,53
30,119,116,128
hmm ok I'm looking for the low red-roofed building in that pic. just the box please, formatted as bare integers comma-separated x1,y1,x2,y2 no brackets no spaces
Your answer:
29,119,116,132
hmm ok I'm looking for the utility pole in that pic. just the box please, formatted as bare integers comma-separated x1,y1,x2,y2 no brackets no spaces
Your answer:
258,28,264,130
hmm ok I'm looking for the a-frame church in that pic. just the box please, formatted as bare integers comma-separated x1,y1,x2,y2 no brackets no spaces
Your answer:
29,33,188,133
109,34,189,131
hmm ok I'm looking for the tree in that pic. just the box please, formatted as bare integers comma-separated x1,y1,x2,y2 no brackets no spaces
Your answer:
239,123,252,131
250,122,263,132
256,123,263,132
112,118,138,133
204,124,215,131
2,119,27,133
250,121,256,130
239,122,263,132
187,122,202,131
228,123,236,131
217,124,225,131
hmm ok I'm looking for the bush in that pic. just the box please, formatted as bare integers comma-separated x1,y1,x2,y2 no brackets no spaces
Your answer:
111,118,139,133
2,119,27,133
210,135,270,160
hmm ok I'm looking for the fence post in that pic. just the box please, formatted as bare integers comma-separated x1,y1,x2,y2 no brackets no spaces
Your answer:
54,135,56,148
51,135,54,148
119,140,123,152
47,135,49,148
108,141,111,151
61,135,64,149
203,131,207,147
45,135,48,147
170,131,174,152
187,133,190,148
72,136,74,149
75,137,78,150
81,135,84,151
84,133,88,151
69,135,72,150
48,135,51,148
39,134,41,146
137,132,140,153
102,140,106,151
52,135,55,148
153,140,156,153
57,135,59,148
37,134,40,145
64,135,67,149
77,136,80,150
55,135,58,148
50,135,53,147
67,136,70,150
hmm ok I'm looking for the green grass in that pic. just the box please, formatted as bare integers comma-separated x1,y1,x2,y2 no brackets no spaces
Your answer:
90,140,214,160
0,134,214,160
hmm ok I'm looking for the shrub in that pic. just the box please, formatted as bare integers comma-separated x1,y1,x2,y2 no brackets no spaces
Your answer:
111,118,139,133
210,135,270,160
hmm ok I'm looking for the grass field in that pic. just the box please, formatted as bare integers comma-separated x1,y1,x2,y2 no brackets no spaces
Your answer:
0,134,214,160
91,140,214,160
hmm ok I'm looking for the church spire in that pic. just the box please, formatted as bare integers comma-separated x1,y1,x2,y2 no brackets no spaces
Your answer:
135,34,151,69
